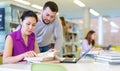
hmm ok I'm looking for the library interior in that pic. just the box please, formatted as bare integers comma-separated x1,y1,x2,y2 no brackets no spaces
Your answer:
0,0,120,71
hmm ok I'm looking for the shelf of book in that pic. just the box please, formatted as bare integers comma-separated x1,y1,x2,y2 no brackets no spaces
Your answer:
60,18,81,58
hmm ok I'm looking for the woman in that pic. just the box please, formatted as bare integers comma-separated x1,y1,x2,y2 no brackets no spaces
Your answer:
81,30,96,52
3,11,40,64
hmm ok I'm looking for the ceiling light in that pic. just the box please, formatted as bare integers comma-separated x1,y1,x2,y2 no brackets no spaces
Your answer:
89,9,100,16
110,21,119,29
14,0,31,5
102,17,108,22
31,4,43,10
111,29,119,33
73,0,85,7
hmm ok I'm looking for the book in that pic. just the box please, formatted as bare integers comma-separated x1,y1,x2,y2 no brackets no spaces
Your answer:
96,54,120,60
24,51,57,63
96,52,120,64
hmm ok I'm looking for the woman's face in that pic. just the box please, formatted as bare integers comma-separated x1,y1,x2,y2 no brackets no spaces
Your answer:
21,17,37,35
91,33,96,40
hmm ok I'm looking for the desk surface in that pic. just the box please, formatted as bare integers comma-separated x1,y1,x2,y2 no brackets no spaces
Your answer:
0,61,120,71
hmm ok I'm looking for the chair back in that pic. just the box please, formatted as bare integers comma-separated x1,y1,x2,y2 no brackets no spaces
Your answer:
0,56,2,64
31,63,67,71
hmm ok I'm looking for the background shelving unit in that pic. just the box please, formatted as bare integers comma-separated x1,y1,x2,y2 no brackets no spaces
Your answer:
0,1,39,50
61,19,81,58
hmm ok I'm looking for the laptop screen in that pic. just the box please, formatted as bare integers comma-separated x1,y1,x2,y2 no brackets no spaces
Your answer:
60,46,93,63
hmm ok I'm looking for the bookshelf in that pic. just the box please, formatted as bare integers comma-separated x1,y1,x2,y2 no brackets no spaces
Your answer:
0,1,39,32
60,17,81,58
0,1,39,50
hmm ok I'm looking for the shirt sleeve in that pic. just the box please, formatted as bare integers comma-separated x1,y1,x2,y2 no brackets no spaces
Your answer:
54,17,63,51
81,39,89,52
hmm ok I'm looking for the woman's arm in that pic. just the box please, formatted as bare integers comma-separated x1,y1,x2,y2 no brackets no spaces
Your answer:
3,35,37,64
3,35,25,64
81,39,89,52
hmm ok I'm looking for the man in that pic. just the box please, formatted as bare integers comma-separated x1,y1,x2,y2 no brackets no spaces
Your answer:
34,1,63,52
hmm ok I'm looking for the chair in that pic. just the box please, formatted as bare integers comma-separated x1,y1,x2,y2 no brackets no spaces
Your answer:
0,56,2,64
31,63,67,71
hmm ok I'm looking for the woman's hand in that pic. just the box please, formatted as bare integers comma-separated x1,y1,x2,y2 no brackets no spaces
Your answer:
24,51,37,57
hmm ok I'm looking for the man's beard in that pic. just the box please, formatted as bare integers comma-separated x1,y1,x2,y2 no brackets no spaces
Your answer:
42,19,50,25
41,15,50,25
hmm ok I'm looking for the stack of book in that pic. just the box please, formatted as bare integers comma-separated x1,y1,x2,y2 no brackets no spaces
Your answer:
96,52,120,64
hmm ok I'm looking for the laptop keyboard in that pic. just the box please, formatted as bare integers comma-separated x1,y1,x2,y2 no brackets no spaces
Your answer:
64,58,77,61
77,59,95,63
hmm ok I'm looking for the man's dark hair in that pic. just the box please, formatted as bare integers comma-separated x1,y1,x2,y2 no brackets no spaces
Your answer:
43,1,58,12
20,10,38,22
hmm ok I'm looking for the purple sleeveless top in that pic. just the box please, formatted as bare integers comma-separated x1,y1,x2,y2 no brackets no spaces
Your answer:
9,29,35,61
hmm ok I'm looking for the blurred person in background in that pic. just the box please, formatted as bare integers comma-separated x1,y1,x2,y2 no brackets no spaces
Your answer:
81,30,96,52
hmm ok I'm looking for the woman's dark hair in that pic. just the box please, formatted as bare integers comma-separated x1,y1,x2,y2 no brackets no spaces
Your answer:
85,30,95,46
20,11,38,22
43,1,58,12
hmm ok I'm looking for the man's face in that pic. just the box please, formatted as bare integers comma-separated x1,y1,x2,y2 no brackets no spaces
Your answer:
42,7,57,24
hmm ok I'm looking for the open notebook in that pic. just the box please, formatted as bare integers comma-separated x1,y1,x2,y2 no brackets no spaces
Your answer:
24,51,56,63
60,46,93,63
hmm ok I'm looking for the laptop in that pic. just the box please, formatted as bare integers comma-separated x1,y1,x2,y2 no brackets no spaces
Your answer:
60,46,93,63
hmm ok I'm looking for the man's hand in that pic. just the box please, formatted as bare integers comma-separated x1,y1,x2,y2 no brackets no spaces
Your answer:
49,49,57,52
